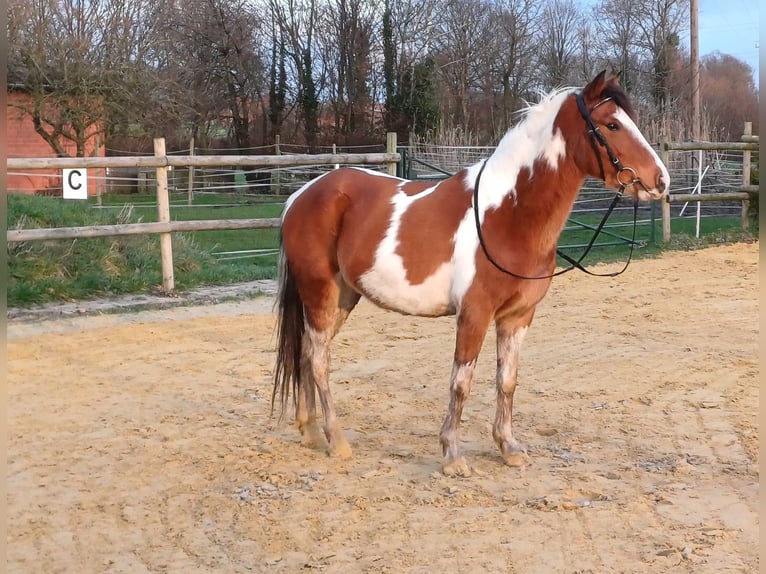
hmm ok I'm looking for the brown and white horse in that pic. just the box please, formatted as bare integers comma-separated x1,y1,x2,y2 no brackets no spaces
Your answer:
272,71,669,476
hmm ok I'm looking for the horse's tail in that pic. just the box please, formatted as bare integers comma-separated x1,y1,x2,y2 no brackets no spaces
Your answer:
272,242,304,421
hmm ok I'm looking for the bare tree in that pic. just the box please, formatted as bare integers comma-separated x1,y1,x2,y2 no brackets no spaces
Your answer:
266,0,290,144
487,0,540,135
10,0,753,155
592,0,644,93
631,0,689,113
537,0,582,91
164,0,268,151
432,0,494,130
701,52,759,139
381,0,441,137
8,0,182,155
319,0,377,140
271,0,322,148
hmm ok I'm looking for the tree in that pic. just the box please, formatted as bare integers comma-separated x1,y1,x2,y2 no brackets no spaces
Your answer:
267,4,288,144
8,0,161,156
165,0,267,151
382,0,397,131
632,0,689,113
275,0,321,148
593,0,643,92
382,0,440,137
537,0,582,90
321,0,376,139
298,46,320,148
432,0,494,129
488,0,540,134
395,58,441,136
701,52,759,139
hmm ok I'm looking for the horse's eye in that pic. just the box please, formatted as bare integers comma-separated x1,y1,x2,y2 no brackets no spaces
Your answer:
606,122,619,132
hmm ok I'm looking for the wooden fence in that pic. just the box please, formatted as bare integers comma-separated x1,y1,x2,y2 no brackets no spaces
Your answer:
7,130,759,294
7,136,400,293
659,124,758,241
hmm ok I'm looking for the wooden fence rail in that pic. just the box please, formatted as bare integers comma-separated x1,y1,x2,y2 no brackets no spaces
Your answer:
8,136,400,293
7,218,282,242
663,142,759,152
7,152,401,171
660,123,758,242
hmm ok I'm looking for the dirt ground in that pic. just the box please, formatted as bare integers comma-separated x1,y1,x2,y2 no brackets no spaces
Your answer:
7,242,759,573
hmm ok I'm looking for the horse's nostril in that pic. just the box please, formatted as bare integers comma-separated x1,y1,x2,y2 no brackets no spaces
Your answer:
657,173,669,192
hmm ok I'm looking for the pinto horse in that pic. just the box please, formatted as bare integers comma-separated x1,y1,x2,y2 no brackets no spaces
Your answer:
272,71,669,476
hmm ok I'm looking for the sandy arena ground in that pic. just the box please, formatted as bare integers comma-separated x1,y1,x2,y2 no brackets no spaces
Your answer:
7,242,759,573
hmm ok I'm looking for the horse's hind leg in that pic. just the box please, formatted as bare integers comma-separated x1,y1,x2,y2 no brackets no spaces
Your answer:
296,371,325,450
298,278,360,457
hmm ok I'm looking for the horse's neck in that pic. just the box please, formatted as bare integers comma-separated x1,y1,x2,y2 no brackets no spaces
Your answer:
471,92,587,254
482,146,585,254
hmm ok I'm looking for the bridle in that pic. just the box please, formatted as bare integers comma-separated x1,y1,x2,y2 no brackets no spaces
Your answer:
575,93,651,196
472,90,650,280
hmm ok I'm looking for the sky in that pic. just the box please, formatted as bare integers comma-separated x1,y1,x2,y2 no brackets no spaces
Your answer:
691,0,760,87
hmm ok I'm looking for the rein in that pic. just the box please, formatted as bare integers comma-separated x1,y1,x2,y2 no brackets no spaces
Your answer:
472,91,645,281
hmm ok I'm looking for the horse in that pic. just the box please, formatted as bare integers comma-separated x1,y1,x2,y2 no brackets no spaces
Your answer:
272,71,669,476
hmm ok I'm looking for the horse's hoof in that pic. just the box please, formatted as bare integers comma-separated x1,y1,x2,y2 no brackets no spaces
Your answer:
442,457,472,477
502,451,529,468
327,440,353,459
300,429,328,451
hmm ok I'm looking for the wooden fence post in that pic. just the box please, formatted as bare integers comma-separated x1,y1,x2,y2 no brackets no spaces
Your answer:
741,122,752,230
386,132,397,176
660,137,671,242
154,137,175,293
274,134,282,196
94,135,103,206
187,136,195,206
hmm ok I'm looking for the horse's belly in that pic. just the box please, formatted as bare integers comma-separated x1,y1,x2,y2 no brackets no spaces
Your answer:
356,259,456,317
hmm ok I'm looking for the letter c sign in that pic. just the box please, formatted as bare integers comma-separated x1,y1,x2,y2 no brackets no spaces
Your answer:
63,168,88,199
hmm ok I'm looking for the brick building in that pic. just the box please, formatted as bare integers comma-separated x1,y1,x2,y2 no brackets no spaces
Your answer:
7,88,105,195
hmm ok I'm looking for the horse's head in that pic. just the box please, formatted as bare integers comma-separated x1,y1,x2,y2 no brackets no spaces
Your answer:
574,71,670,201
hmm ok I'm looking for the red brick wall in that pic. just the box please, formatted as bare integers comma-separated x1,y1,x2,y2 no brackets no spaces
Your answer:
7,91,105,196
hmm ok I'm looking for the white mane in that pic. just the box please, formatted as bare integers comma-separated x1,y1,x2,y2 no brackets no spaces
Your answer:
464,86,576,218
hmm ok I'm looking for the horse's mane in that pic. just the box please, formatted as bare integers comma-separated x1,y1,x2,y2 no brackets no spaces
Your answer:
515,80,635,122
515,87,575,120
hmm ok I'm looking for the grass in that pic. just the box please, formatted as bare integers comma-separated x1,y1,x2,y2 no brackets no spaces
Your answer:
94,191,283,263
7,193,280,306
7,193,758,307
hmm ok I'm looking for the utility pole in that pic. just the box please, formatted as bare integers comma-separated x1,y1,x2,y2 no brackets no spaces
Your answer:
690,0,700,140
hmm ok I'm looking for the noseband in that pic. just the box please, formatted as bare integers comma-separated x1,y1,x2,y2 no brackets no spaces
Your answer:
472,90,644,280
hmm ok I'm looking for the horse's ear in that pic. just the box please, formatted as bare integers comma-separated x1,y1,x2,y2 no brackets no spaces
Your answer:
608,71,622,86
582,70,607,100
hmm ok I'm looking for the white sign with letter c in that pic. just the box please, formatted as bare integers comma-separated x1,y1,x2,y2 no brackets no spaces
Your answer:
63,168,88,199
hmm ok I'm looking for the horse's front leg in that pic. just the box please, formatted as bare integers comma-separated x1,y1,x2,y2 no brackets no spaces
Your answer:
439,310,491,477
439,359,477,476
492,311,534,467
